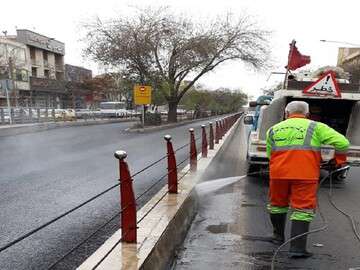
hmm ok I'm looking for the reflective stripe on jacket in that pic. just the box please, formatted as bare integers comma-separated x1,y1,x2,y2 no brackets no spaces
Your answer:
266,114,349,180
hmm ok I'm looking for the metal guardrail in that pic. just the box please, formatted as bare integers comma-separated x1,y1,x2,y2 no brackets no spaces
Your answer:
0,107,139,125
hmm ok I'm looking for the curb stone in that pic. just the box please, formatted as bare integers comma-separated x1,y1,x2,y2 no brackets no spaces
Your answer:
127,115,225,133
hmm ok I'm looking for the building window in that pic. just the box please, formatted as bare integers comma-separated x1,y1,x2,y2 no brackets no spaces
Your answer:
31,67,37,77
43,51,48,67
44,69,50,78
30,47,36,59
30,47,38,66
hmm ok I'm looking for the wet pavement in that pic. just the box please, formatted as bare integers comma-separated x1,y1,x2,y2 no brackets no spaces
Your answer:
174,122,360,270
0,118,216,270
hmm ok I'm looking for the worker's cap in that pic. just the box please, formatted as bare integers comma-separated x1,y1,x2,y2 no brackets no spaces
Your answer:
285,101,309,115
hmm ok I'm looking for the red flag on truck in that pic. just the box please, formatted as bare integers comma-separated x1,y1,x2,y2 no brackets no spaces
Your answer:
286,41,311,70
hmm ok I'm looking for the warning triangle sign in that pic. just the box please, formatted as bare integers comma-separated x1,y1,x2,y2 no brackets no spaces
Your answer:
303,71,341,97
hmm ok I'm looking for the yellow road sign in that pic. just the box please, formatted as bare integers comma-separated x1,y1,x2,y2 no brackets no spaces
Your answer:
134,85,152,105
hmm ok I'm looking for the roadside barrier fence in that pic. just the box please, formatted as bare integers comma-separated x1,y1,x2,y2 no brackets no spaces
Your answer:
0,113,241,269
114,113,240,244
0,107,138,125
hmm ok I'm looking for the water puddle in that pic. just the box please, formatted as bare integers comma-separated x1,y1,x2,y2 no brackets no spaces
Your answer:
206,223,274,242
206,223,234,234
206,224,275,244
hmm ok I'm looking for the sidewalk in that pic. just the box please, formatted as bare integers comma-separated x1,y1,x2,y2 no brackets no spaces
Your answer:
173,122,360,270
0,118,136,137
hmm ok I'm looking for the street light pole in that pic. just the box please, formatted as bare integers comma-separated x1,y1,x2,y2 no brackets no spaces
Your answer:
320,39,360,47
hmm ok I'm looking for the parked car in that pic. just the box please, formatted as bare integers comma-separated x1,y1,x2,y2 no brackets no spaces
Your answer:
53,109,76,121
99,101,128,118
64,109,76,120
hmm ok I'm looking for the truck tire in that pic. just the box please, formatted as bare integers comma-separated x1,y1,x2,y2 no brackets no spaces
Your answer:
332,171,347,182
247,163,260,176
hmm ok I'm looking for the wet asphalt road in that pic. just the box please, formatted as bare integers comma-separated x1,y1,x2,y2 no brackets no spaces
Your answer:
174,121,360,270
0,118,215,270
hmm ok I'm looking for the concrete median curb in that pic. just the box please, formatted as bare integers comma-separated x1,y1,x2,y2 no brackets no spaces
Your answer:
77,116,241,270
126,116,216,133
0,118,136,137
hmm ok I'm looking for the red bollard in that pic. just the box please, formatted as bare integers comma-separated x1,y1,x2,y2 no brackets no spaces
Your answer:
201,125,208,158
209,122,214,150
114,150,137,243
215,121,219,144
164,135,178,193
189,128,197,171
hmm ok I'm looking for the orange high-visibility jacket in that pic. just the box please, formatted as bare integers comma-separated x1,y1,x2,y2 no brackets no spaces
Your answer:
266,115,349,180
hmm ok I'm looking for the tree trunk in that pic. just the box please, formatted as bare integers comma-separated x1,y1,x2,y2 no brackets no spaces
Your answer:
167,100,178,123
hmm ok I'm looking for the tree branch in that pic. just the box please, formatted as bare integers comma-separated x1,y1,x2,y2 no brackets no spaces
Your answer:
153,43,166,78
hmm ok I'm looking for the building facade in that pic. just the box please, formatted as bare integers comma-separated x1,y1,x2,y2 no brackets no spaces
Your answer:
16,29,71,108
337,47,360,84
65,64,95,108
1,30,96,108
0,37,31,106
0,29,73,108
337,47,360,67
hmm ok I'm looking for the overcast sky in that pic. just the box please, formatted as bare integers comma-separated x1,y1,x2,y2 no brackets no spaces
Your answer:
2,0,360,97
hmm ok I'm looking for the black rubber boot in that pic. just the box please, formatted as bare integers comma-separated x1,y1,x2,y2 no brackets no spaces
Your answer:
289,220,313,258
270,213,286,245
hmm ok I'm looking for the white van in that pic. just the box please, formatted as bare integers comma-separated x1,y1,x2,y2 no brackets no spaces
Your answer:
99,102,128,117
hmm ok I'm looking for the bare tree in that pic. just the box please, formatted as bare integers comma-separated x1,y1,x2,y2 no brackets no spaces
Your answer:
83,7,270,122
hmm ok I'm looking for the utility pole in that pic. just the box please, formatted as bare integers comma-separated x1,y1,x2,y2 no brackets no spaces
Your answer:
4,79,12,124
4,42,13,124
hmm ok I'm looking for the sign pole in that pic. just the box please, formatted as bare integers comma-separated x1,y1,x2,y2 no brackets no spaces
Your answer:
283,40,296,89
133,85,152,129
4,80,12,125
142,105,145,128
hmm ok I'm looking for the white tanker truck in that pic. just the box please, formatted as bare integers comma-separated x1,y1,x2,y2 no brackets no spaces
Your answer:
245,68,360,180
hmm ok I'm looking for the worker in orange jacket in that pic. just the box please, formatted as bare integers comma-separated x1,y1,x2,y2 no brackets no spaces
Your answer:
266,101,349,258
